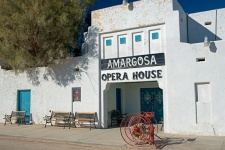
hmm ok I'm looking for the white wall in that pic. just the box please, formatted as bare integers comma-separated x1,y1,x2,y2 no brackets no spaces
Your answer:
164,2,225,135
168,5,225,135
166,37,225,135
188,10,217,44
216,8,225,40
92,0,173,33
187,8,225,43
0,27,100,125
94,0,225,135
172,0,188,42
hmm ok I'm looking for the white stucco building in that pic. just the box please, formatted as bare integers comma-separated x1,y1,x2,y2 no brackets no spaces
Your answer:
1,0,225,136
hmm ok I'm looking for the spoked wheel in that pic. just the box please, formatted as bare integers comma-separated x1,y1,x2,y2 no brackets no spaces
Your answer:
128,114,152,145
120,113,138,146
120,113,162,149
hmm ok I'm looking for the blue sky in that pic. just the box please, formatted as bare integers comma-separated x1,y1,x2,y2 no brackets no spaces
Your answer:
91,0,225,13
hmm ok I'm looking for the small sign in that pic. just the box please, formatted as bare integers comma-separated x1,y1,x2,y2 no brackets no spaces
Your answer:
72,87,81,102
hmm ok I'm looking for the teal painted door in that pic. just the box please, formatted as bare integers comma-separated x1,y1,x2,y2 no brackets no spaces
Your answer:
18,90,31,123
116,88,122,113
140,88,163,123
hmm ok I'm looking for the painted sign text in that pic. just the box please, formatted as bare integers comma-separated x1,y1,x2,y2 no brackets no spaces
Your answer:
101,70,162,81
101,53,165,70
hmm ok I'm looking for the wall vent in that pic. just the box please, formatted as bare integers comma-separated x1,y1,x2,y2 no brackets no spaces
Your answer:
205,22,212,25
196,58,205,62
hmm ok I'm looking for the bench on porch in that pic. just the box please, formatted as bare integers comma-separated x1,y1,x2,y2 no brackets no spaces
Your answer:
43,111,71,128
4,111,27,126
73,112,96,130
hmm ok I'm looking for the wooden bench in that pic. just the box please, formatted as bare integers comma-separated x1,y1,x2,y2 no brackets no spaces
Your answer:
4,111,26,126
44,111,71,128
74,112,96,130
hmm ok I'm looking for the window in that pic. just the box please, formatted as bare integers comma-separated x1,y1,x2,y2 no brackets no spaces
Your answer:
120,37,126,44
152,32,159,40
106,39,112,46
135,35,142,42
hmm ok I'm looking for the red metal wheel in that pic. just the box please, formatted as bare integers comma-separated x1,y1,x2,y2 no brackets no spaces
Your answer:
120,112,163,149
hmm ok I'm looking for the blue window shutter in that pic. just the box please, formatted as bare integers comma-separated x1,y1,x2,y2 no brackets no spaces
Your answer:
152,32,159,39
120,37,126,44
106,39,112,46
135,35,142,42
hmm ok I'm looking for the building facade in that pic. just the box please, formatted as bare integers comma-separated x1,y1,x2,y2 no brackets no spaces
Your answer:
1,0,225,136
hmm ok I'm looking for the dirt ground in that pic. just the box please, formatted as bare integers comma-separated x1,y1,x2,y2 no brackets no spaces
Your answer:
0,136,122,150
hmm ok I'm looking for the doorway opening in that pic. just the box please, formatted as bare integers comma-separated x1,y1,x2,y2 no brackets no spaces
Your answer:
106,81,164,129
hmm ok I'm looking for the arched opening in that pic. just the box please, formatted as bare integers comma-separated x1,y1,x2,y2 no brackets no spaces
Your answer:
105,81,164,128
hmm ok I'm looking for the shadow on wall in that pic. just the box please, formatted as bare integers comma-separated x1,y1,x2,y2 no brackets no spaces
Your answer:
187,17,221,44
209,42,217,53
24,27,99,86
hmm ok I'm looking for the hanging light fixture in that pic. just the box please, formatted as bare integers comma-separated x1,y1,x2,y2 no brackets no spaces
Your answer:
204,36,210,47
122,0,128,5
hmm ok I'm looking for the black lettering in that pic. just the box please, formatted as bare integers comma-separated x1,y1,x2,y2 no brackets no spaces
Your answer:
112,73,116,81
133,72,138,80
107,73,112,80
102,74,107,81
157,70,162,78
145,71,151,79
116,73,122,80
151,70,156,78
138,71,144,79
123,72,129,80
